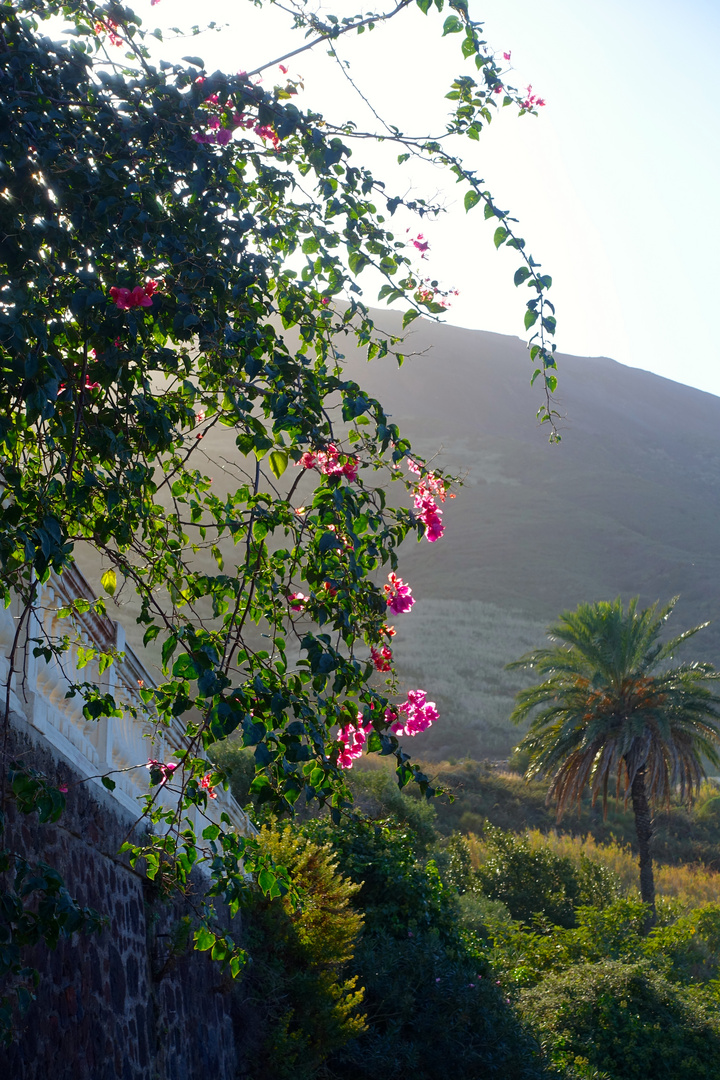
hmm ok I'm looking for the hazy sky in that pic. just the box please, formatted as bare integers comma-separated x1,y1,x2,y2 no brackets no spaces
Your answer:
128,0,720,396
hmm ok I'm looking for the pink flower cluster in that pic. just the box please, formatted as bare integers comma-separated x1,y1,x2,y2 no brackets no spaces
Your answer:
147,759,177,784
384,572,414,615
192,85,282,149
58,374,100,394
386,689,439,738
109,281,159,310
337,688,439,767
299,445,358,482
94,19,122,47
370,645,393,672
521,84,545,109
336,714,373,769
200,773,217,799
416,278,460,310
409,232,430,259
288,591,308,611
412,470,447,542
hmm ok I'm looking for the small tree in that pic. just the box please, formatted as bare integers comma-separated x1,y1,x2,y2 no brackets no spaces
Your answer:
508,597,720,928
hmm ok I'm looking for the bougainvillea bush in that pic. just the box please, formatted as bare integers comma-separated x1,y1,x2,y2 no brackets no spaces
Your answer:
0,0,559,1018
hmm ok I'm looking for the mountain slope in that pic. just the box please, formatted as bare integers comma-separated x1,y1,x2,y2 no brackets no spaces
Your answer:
79,311,720,761
334,312,720,759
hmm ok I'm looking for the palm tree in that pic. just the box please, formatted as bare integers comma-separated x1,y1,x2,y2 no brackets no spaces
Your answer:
508,597,720,929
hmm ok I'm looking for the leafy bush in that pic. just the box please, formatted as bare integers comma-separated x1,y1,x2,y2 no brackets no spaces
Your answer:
302,818,549,1079
236,826,366,1080
520,960,720,1080
475,826,620,927
209,741,256,808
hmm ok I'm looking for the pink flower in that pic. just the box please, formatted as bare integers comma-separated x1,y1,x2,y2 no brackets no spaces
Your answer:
336,714,372,769
406,457,422,475
411,234,430,259
279,64,288,74
288,591,308,612
216,128,233,146
254,123,280,148
384,572,414,615
494,84,503,94
94,19,123,47
520,84,546,109
298,445,358,482
109,286,132,309
503,51,511,61
200,773,217,799
412,472,447,542
147,759,177,784
385,690,438,738
370,645,393,672
110,281,158,310
58,784,69,794
195,411,205,423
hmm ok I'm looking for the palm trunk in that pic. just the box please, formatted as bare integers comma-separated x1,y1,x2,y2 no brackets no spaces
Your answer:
630,766,656,931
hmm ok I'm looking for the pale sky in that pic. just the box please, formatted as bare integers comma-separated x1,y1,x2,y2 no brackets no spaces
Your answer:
125,0,720,396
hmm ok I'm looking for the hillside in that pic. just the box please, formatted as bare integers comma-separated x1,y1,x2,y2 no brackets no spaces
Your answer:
331,311,720,759
79,311,720,761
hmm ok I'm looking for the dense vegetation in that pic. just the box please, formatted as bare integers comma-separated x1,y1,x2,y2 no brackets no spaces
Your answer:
215,742,720,1079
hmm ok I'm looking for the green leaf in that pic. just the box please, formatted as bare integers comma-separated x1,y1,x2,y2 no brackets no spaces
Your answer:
402,309,421,329
461,32,476,59
101,776,116,791
546,374,558,393
173,654,197,679
524,309,539,330
464,189,481,213
514,266,532,286
493,226,508,249
162,635,178,668
100,569,117,596
194,927,216,951
258,867,277,895
442,15,463,35
268,450,288,479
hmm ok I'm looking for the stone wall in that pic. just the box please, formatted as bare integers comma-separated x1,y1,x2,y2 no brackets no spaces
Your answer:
0,721,246,1080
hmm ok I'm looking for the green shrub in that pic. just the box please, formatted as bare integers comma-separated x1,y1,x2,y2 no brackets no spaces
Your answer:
329,930,548,1080
237,825,366,1080
520,960,720,1080
209,740,256,807
475,826,613,928
310,819,550,1080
